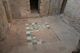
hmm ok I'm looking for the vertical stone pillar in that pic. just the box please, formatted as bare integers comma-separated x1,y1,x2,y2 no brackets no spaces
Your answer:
0,0,8,41
0,0,9,53
19,0,31,18
2,0,12,22
49,0,63,15
40,0,49,16
8,0,21,19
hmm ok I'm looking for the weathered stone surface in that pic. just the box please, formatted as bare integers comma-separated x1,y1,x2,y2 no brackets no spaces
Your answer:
2,0,12,22
0,0,8,40
8,0,21,19
64,0,80,33
49,0,63,15
7,0,57,18
1,0,65,18
0,0,9,53
40,0,50,16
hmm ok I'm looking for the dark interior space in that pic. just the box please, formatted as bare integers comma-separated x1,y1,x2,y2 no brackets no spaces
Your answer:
30,0,39,13
60,0,67,14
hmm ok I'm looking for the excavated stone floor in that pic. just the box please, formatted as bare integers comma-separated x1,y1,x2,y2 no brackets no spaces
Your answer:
8,16,80,53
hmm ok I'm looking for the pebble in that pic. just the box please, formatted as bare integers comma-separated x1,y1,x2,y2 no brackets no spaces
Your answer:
25,22,50,45
46,25,50,29
33,37,36,39
27,36,32,40
26,27,30,30
32,23,35,25
26,31,31,34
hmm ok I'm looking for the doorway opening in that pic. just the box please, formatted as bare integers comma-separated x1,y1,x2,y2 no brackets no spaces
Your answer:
30,0,39,13
60,0,67,14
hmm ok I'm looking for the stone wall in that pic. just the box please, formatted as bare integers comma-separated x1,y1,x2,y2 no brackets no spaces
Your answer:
0,0,8,41
7,0,54,18
49,0,63,15
64,0,80,32
8,0,21,19
19,0,31,18
0,0,9,53
4,0,64,18
2,0,12,22
40,0,50,16
64,0,80,18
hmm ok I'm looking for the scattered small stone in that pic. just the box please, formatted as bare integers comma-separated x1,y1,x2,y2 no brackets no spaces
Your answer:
26,31,31,34
46,25,50,29
27,36,32,41
32,39,37,45
25,22,50,45
26,27,30,30
33,37,36,39
25,22,50,32
32,23,35,25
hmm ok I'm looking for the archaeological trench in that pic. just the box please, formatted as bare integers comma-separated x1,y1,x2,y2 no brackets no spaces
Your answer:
0,0,80,53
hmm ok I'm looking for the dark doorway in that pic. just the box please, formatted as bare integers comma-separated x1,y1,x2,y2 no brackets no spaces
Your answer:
60,0,67,14
30,0,39,13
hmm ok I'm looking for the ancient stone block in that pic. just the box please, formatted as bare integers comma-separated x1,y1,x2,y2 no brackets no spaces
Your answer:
0,0,9,53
